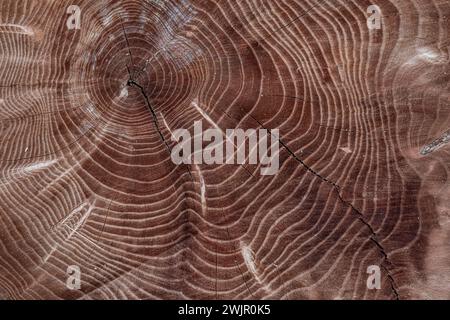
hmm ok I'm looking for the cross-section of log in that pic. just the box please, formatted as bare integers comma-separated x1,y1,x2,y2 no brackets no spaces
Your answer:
0,0,449,300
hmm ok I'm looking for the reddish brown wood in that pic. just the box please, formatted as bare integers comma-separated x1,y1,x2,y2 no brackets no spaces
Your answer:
0,0,449,299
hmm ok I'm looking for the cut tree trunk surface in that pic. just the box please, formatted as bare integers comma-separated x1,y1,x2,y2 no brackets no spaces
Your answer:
0,0,449,300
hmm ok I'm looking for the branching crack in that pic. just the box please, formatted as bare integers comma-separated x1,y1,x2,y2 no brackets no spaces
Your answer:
249,115,400,300
120,19,171,156
117,10,399,299
120,20,195,184
127,79,172,155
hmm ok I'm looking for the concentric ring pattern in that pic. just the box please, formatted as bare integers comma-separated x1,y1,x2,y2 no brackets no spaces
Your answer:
0,0,449,299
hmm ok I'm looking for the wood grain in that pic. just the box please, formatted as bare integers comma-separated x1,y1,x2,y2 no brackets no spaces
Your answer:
0,0,449,299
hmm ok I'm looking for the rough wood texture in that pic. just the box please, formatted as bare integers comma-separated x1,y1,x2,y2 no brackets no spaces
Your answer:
0,0,449,300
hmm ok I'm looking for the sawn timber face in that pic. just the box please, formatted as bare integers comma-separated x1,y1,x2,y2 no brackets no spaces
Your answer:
0,0,448,300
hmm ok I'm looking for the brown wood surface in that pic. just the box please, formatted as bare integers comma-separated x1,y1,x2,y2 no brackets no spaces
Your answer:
0,0,449,299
